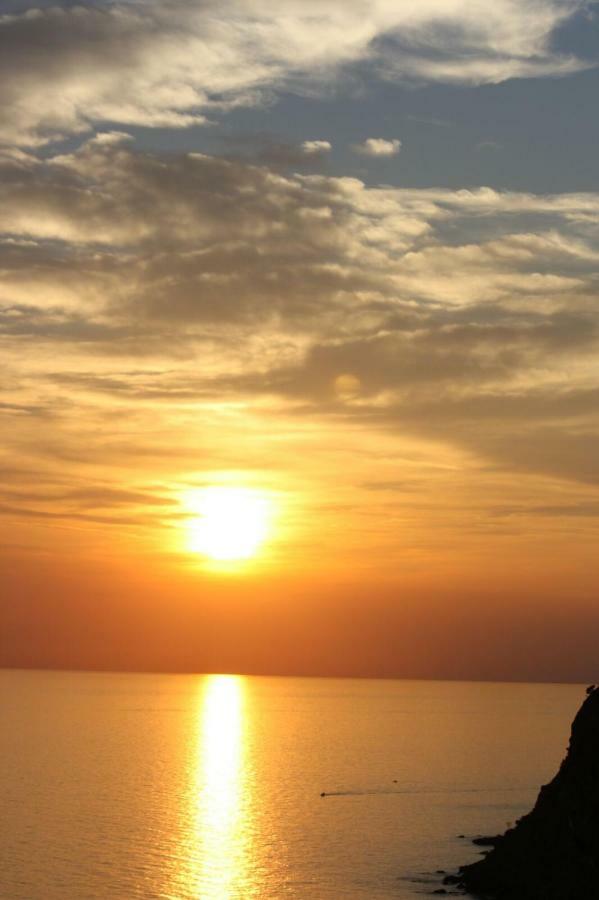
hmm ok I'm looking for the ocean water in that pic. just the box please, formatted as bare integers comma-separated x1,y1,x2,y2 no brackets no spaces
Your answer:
0,670,583,899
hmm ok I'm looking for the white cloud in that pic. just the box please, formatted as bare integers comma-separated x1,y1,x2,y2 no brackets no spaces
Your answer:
353,138,402,157
0,0,591,147
301,140,333,155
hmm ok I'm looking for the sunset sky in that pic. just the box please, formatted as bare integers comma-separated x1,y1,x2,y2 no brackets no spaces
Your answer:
2,0,599,682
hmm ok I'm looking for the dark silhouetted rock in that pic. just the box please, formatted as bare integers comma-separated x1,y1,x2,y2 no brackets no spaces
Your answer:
471,835,501,847
445,686,599,899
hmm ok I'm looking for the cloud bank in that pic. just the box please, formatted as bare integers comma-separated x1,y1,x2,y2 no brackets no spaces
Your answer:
0,0,591,146
2,135,599,497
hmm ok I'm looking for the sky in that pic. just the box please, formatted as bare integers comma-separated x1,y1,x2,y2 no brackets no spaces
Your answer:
1,0,599,682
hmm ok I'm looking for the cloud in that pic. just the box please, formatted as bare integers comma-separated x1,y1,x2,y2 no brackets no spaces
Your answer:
353,138,402,157
0,0,592,146
2,137,599,491
301,140,333,155
221,134,332,169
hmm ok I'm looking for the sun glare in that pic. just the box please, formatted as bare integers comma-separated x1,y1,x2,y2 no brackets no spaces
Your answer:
186,486,273,562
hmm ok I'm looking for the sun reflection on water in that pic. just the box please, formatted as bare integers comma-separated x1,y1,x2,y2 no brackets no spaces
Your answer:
188,674,254,900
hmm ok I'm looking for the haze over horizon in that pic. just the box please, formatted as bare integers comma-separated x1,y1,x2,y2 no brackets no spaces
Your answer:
2,0,599,682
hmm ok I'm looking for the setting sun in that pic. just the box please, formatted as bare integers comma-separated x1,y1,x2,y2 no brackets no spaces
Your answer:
186,487,273,562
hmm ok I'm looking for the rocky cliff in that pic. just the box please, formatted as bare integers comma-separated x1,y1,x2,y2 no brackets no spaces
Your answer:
445,686,599,899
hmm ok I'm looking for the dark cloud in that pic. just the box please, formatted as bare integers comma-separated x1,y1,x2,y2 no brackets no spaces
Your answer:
360,480,421,492
0,502,168,527
0,400,49,417
0,484,176,509
494,501,599,518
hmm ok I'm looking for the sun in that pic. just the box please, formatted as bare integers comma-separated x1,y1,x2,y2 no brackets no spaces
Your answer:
185,486,273,562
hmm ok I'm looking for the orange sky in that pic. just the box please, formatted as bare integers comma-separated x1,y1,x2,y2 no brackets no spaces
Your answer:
2,1,599,682
2,346,598,681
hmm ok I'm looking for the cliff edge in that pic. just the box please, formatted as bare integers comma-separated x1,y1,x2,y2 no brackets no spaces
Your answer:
445,686,599,899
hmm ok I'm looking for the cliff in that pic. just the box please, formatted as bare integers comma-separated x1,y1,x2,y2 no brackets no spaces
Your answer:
445,686,599,899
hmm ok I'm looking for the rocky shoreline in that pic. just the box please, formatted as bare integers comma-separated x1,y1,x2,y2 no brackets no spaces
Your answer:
441,685,599,899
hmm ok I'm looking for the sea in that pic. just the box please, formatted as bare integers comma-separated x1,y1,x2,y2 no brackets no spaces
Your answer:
0,670,584,899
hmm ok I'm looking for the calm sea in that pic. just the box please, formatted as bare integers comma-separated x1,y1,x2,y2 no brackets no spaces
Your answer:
0,670,583,899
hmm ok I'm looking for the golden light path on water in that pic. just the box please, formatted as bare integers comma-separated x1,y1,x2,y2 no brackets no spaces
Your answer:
184,675,256,900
